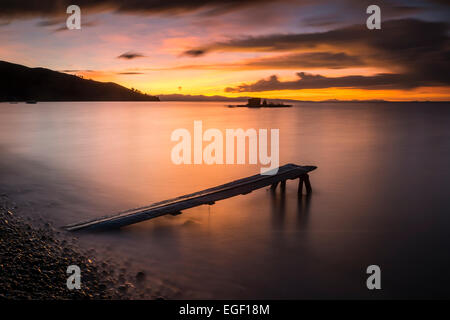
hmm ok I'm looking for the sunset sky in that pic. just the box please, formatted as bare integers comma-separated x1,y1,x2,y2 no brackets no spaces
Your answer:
1,0,449,101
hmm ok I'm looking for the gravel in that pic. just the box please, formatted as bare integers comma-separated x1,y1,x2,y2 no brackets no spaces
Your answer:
0,195,150,300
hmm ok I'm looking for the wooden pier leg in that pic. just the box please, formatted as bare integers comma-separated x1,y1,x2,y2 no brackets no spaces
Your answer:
304,174,312,194
271,181,279,191
298,177,304,195
280,180,286,192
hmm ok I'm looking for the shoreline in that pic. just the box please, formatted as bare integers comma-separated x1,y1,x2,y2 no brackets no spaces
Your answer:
0,194,152,300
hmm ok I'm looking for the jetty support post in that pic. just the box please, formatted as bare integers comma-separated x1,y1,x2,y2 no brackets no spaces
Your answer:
298,176,304,195
271,181,279,191
304,174,312,194
298,174,312,196
280,180,286,192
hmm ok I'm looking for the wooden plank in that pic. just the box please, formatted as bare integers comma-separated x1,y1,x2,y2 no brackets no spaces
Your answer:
64,163,316,231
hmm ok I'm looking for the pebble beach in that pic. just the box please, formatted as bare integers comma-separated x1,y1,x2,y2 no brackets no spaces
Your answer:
0,194,150,300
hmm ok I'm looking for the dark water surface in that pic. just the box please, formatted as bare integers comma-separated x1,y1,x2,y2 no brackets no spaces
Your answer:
1,101,449,299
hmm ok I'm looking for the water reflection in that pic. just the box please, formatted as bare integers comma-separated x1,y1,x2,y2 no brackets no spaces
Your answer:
297,193,312,229
1,101,450,298
270,187,286,229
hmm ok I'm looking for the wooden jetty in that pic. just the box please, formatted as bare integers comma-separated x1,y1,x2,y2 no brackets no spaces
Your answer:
64,163,316,231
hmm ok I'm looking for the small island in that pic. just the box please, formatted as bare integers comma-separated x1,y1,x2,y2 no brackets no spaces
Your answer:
228,98,292,108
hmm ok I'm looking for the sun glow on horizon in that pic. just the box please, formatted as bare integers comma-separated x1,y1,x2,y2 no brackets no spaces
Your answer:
3,2,447,102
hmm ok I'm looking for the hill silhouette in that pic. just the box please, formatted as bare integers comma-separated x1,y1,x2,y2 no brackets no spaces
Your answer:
0,61,159,102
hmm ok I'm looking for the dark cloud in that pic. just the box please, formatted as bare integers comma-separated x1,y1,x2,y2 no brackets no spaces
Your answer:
36,17,97,32
150,51,365,71
117,72,145,75
224,71,434,92
183,49,207,57
61,69,145,75
300,4,424,30
0,0,279,18
2,0,443,19
51,20,97,32
243,52,365,69
188,19,448,55
428,0,450,5
184,18,449,91
36,19,64,27
117,51,146,60
301,14,343,28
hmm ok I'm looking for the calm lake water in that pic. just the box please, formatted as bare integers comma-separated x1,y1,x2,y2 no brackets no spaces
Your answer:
1,101,450,299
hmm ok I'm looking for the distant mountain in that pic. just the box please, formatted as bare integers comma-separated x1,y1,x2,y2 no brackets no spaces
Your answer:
0,60,159,102
158,94,248,102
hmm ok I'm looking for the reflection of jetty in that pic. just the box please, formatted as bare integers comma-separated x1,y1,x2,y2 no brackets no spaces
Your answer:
64,164,316,231
228,98,292,108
